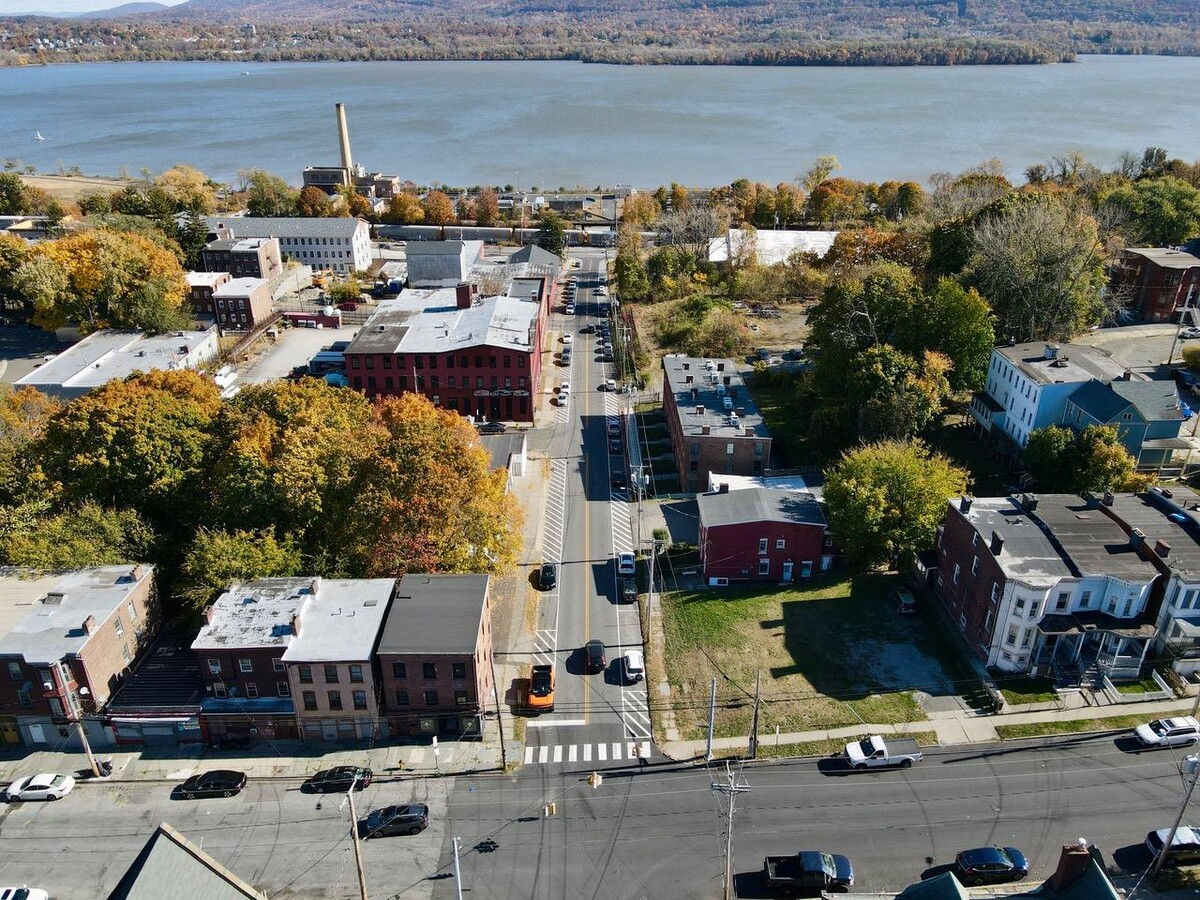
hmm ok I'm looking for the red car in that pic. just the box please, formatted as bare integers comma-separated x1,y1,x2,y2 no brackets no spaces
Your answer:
337,301,358,311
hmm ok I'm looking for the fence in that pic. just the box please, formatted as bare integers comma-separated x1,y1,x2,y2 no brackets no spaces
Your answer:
1101,669,1173,705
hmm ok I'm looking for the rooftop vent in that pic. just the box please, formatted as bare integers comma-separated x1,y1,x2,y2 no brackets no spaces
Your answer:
1044,343,1060,360
43,591,66,606
696,405,705,415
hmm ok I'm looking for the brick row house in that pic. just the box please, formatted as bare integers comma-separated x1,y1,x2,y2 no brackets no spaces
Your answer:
200,236,283,282
1109,247,1200,324
0,565,157,748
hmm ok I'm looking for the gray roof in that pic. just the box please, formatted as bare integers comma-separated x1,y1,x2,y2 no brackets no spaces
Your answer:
346,289,537,356
377,574,489,655
205,216,365,240
476,431,526,472
995,342,1132,387
896,872,969,900
191,578,314,652
959,497,1072,584
1126,247,1200,270
106,822,268,900
281,579,395,663
1110,379,1183,421
697,487,826,529
662,355,769,440
508,244,562,273
405,240,480,256
1110,487,1200,577
1028,494,1159,581
0,565,154,665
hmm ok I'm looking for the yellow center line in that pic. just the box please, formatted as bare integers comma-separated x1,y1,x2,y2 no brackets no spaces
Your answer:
581,274,592,724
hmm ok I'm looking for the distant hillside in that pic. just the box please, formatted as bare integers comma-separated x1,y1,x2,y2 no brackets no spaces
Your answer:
3,0,1200,65
76,2,169,17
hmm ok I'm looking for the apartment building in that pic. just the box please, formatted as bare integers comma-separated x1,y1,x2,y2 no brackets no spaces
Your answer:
206,217,371,275
1111,247,1200,323
201,236,282,282
211,277,274,332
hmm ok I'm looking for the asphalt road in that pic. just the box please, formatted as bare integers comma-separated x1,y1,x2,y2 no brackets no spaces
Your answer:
439,734,1191,900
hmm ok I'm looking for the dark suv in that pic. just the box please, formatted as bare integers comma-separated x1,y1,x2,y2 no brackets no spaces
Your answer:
539,563,557,590
362,804,430,838
584,639,607,672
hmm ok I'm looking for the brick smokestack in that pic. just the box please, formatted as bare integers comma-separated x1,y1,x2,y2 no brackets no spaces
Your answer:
336,102,353,172
457,282,472,310
1049,841,1093,891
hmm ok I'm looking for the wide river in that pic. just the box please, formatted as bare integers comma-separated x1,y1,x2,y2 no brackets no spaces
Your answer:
2,55,1198,188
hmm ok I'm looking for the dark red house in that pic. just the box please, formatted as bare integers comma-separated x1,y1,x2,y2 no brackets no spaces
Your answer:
697,486,832,585
1112,248,1200,323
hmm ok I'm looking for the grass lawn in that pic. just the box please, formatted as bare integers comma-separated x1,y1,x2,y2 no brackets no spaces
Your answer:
663,572,971,740
995,713,1149,740
997,676,1058,705
1115,677,1163,694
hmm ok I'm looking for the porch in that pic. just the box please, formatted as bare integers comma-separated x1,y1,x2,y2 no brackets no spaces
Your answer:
1034,612,1158,687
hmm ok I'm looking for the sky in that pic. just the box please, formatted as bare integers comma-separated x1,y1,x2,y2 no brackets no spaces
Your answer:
0,0,185,12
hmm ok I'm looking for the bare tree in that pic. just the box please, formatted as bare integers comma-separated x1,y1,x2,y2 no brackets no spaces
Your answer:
657,206,729,270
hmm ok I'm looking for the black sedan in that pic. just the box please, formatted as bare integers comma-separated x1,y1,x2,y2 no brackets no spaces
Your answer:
539,563,557,590
179,770,247,799
303,766,372,793
584,639,607,672
953,847,1028,886
477,422,507,434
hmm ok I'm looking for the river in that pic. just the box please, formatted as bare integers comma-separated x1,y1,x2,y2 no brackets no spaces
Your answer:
1,56,1197,188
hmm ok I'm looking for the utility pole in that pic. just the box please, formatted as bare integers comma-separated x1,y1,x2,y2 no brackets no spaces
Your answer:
1152,754,1200,878
706,677,718,762
451,836,464,900
749,671,762,760
711,761,751,900
489,649,508,769
346,776,370,900
59,669,100,778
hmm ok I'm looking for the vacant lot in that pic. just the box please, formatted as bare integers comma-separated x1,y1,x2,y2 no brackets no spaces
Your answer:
663,573,971,740
21,174,131,204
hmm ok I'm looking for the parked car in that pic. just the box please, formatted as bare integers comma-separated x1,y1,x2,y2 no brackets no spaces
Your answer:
559,382,571,395
1182,327,1200,339
952,846,1028,886
540,562,557,590
609,437,623,454
5,773,75,802
362,803,430,838
0,888,50,900
477,422,507,434
607,421,621,437
617,552,636,575
621,578,638,603
179,770,247,799
581,324,596,334
562,333,573,344
605,378,617,391
611,475,626,492
584,639,607,672
889,588,917,615
337,301,358,311
622,649,645,683
1134,716,1200,748
303,766,372,793
528,664,555,712
763,851,853,893
1146,825,1200,867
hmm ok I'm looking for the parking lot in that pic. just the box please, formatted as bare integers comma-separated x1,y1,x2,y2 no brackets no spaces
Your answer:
0,324,68,385
239,324,361,386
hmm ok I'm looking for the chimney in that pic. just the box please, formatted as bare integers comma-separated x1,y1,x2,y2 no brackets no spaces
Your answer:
1048,841,1093,891
456,282,472,310
690,387,698,401
291,612,302,636
1103,491,1115,506
1156,539,1172,558
959,496,973,514
686,375,694,384
744,427,754,437
308,577,321,595
1044,343,1060,360
735,407,745,417
701,425,710,435
716,362,725,371
718,483,730,494
696,405,705,415
82,614,97,635
1021,493,1039,512
990,531,1004,555
335,102,353,172
1130,528,1146,550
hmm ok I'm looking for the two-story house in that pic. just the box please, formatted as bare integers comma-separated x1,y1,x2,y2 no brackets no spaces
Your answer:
1110,247,1200,323
935,494,1160,679
0,565,156,748
282,578,395,743
191,578,311,743
1061,379,1185,469
376,574,494,740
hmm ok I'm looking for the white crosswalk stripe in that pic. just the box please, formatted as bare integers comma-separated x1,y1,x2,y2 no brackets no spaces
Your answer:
621,686,652,739
522,741,654,767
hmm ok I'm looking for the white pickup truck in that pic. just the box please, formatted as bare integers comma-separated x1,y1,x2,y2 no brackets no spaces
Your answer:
844,735,923,770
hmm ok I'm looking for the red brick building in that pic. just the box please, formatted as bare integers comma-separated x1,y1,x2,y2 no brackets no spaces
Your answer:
697,485,831,584
1112,248,1200,323
343,283,547,424
186,271,231,321
376,574,493,740
211,277,275,333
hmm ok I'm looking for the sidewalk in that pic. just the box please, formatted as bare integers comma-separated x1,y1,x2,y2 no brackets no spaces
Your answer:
659,693,1200,760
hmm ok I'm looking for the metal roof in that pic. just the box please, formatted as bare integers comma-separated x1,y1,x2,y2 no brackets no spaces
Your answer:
205,216,366,240
1126,247,1200,269
105,822,268,900
346,290,537,356
377,574,489,655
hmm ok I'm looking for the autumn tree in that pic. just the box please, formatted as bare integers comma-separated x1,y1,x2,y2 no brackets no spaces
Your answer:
535,211,566,258
799,154,840,193
385,192,424,225
0,385,58,505
613,222,650,302
0,502,155,571
0,233,30,311
622,192,661,228
669,182,691,213
15,228,190,333
475,188,500,227
843,346,953,442
327,275,363,305
179,527,302,611
334,185,373,219
155,164,217,214
825,439,969,567
297,185,334,218
421,190,456,226
1025,424,1144,494
76,191,111,216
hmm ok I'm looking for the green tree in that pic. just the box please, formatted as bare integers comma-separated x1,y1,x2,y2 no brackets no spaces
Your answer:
327,276,363,305
0,233,31,311
613,222,650,302
1024,425,1077,490
76,191,112,216
904,279,995,392
0,501,155,570
1102,177,1200,247
175,210,211,271
844,346,952,442
245,169,298,217
825,439,969,567
535,211,566,258
297,185,334,217
179,527,302,611
0,173,31,215
1025,424,1142,494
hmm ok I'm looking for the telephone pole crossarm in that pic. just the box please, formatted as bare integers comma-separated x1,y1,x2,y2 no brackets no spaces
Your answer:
711,762,751,900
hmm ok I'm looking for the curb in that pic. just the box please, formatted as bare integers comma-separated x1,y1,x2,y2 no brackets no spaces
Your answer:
58,764,508,787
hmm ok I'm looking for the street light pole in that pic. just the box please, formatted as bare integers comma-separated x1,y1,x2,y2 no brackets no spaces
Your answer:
711,761,751,900
59,669,100,778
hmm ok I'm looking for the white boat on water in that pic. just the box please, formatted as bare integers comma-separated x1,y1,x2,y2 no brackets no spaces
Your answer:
34,131,45,141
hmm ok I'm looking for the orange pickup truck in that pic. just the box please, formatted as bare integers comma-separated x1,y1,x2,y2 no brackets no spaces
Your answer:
528,664,555,713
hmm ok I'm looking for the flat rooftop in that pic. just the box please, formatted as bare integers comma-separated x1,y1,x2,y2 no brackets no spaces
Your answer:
1029,494,1159,581
663,355,769,440
477,431,526,472
377,574,489,655
347,289,537,356
995,341,1133,386
1127,247,1200,269
959,497,1072,584
1115,487,1200,577
213,277,268,298
282,578,395,662
186,271,228,288
0,565,153,664
192,578,314,652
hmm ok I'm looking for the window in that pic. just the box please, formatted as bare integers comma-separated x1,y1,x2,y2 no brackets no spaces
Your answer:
1029,601,1040,619
327,691,343,711
352,690,368,710
214,683,227,699
775,538,786,550
1007,625,1019,646
114,616,124,637
273,657,285,672
349,664,364,683
208,659,222,675
424,689,439,706
127,599,138,621
972,531,979,547
758,559,770,576
302,690,318,711
245,682,259,699
121,643,131,664
1020,630,1032,649
953,563,960,584
395,689,410,707
1122,597,1133,617
726,443,735,455
1015,596,1025,611
1106,596,1118,614
1081,590,1093,608
452,662,466,680
455,690,468,706
324,664,339,683
758,538,768,554
690,443,700,457
298,664,313,683
277,681,290,697
423,662,437,679
1055,592,1069,611
7,661,22,680
984,610,994,632
392,661,407,679
990,582,999,602
238,658,253,673
971,557,979,576
1184,590,1198,611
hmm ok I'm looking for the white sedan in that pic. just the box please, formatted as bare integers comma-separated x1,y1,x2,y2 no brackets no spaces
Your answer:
1,888,50,900
617,552,636,576
562,333,573,344
5,772,76,801
559,382,571,395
